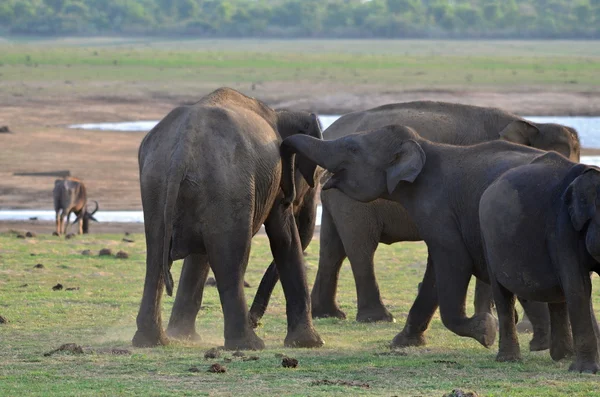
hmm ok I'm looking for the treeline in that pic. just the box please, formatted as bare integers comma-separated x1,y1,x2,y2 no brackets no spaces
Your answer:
1,0,599,39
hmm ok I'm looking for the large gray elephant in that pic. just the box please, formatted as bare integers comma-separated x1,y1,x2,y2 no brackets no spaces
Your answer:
250,101,580,349
281,125,581,355
480,157,600,373
133,87,323,350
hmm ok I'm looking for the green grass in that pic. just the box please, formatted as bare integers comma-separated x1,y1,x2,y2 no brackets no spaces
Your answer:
0,38,598,98
2,231,600,396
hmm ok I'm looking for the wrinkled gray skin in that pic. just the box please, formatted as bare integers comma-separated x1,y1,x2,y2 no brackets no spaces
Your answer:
53,177,98,235
282,125,578,351
133,88,324,350
250,101,580,350
481,158,600,373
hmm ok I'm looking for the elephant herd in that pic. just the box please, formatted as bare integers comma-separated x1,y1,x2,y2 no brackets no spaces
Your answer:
133,87,600,373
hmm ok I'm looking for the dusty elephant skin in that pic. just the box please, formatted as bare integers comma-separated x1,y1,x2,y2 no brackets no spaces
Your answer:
282,125,572,352
250,101,580,350
133,87,323,350
480,158,600,372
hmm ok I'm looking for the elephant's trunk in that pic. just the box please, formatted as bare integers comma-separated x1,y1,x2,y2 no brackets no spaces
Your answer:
282,135,340,173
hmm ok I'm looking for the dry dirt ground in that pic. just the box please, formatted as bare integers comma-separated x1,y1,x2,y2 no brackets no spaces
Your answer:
1,86,599,234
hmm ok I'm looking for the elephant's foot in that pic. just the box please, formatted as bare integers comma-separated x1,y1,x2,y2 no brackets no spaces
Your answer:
529,332,550,352
166,325,201,343
284,326,324,348
356,306,395,323
311,304,346,320
550,339,574,361
224,331,265,351
248,311,262,329
569,358,600,374
132,328,169,347
471,313,498,348
390,330,426,348
496,349,522,362
516,319,533,333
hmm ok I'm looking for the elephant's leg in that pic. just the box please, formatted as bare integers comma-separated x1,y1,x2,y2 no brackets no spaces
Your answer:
519,299,550,351
249,191,318,328
265,200,323,348
564,277,599,373
432,246,497,348
346,236,393,323
548,301,574,361
490,278,521,362
166,253,210,341
249,261,277,328
311,203,347,319
206,227,264,351
132,225,169,347
473,279,494,315
391,254,438,348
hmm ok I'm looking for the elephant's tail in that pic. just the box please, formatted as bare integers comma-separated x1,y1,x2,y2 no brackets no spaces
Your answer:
162,158,184,297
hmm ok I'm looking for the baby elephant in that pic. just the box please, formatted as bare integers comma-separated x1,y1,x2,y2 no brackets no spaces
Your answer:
480,155,600,373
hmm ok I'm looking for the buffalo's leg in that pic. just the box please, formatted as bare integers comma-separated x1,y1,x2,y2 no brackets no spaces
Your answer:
311,203,347,319
391,254,438,347
265,199,323,348
64,211,72,235
167,253,210,341
55,210,62,235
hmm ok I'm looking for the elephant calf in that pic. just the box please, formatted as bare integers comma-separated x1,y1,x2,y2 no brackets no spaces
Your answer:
133,87,323,350
282,124,565,352
481,156,600,373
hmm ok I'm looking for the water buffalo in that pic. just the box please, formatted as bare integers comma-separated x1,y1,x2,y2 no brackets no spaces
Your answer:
53,177,98,235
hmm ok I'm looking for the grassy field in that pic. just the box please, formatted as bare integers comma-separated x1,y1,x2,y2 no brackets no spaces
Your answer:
2,231,600,396
0,38,598,99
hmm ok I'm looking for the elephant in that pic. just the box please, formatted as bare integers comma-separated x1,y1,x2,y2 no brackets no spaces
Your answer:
280,124,578,352
480,156,600,372
133,87,324,350
250,101,580,351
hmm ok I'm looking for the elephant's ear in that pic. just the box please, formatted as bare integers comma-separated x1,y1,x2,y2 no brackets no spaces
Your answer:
386,140,426,194
564,169,600,231
499,120,540,146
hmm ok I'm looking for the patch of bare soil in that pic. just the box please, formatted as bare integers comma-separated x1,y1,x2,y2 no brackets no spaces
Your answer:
43,343,131,356
310,379,370,389
0,88,598,238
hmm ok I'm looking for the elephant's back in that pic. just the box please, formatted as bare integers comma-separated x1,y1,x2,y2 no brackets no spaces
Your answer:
324,101,515,145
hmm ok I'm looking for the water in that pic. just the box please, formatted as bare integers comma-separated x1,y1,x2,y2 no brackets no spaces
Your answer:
70,115,600,148
0,206,324,225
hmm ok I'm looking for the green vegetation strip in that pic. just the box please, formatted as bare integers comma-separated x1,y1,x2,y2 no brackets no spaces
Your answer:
1,231,600,396
0,39,598,89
